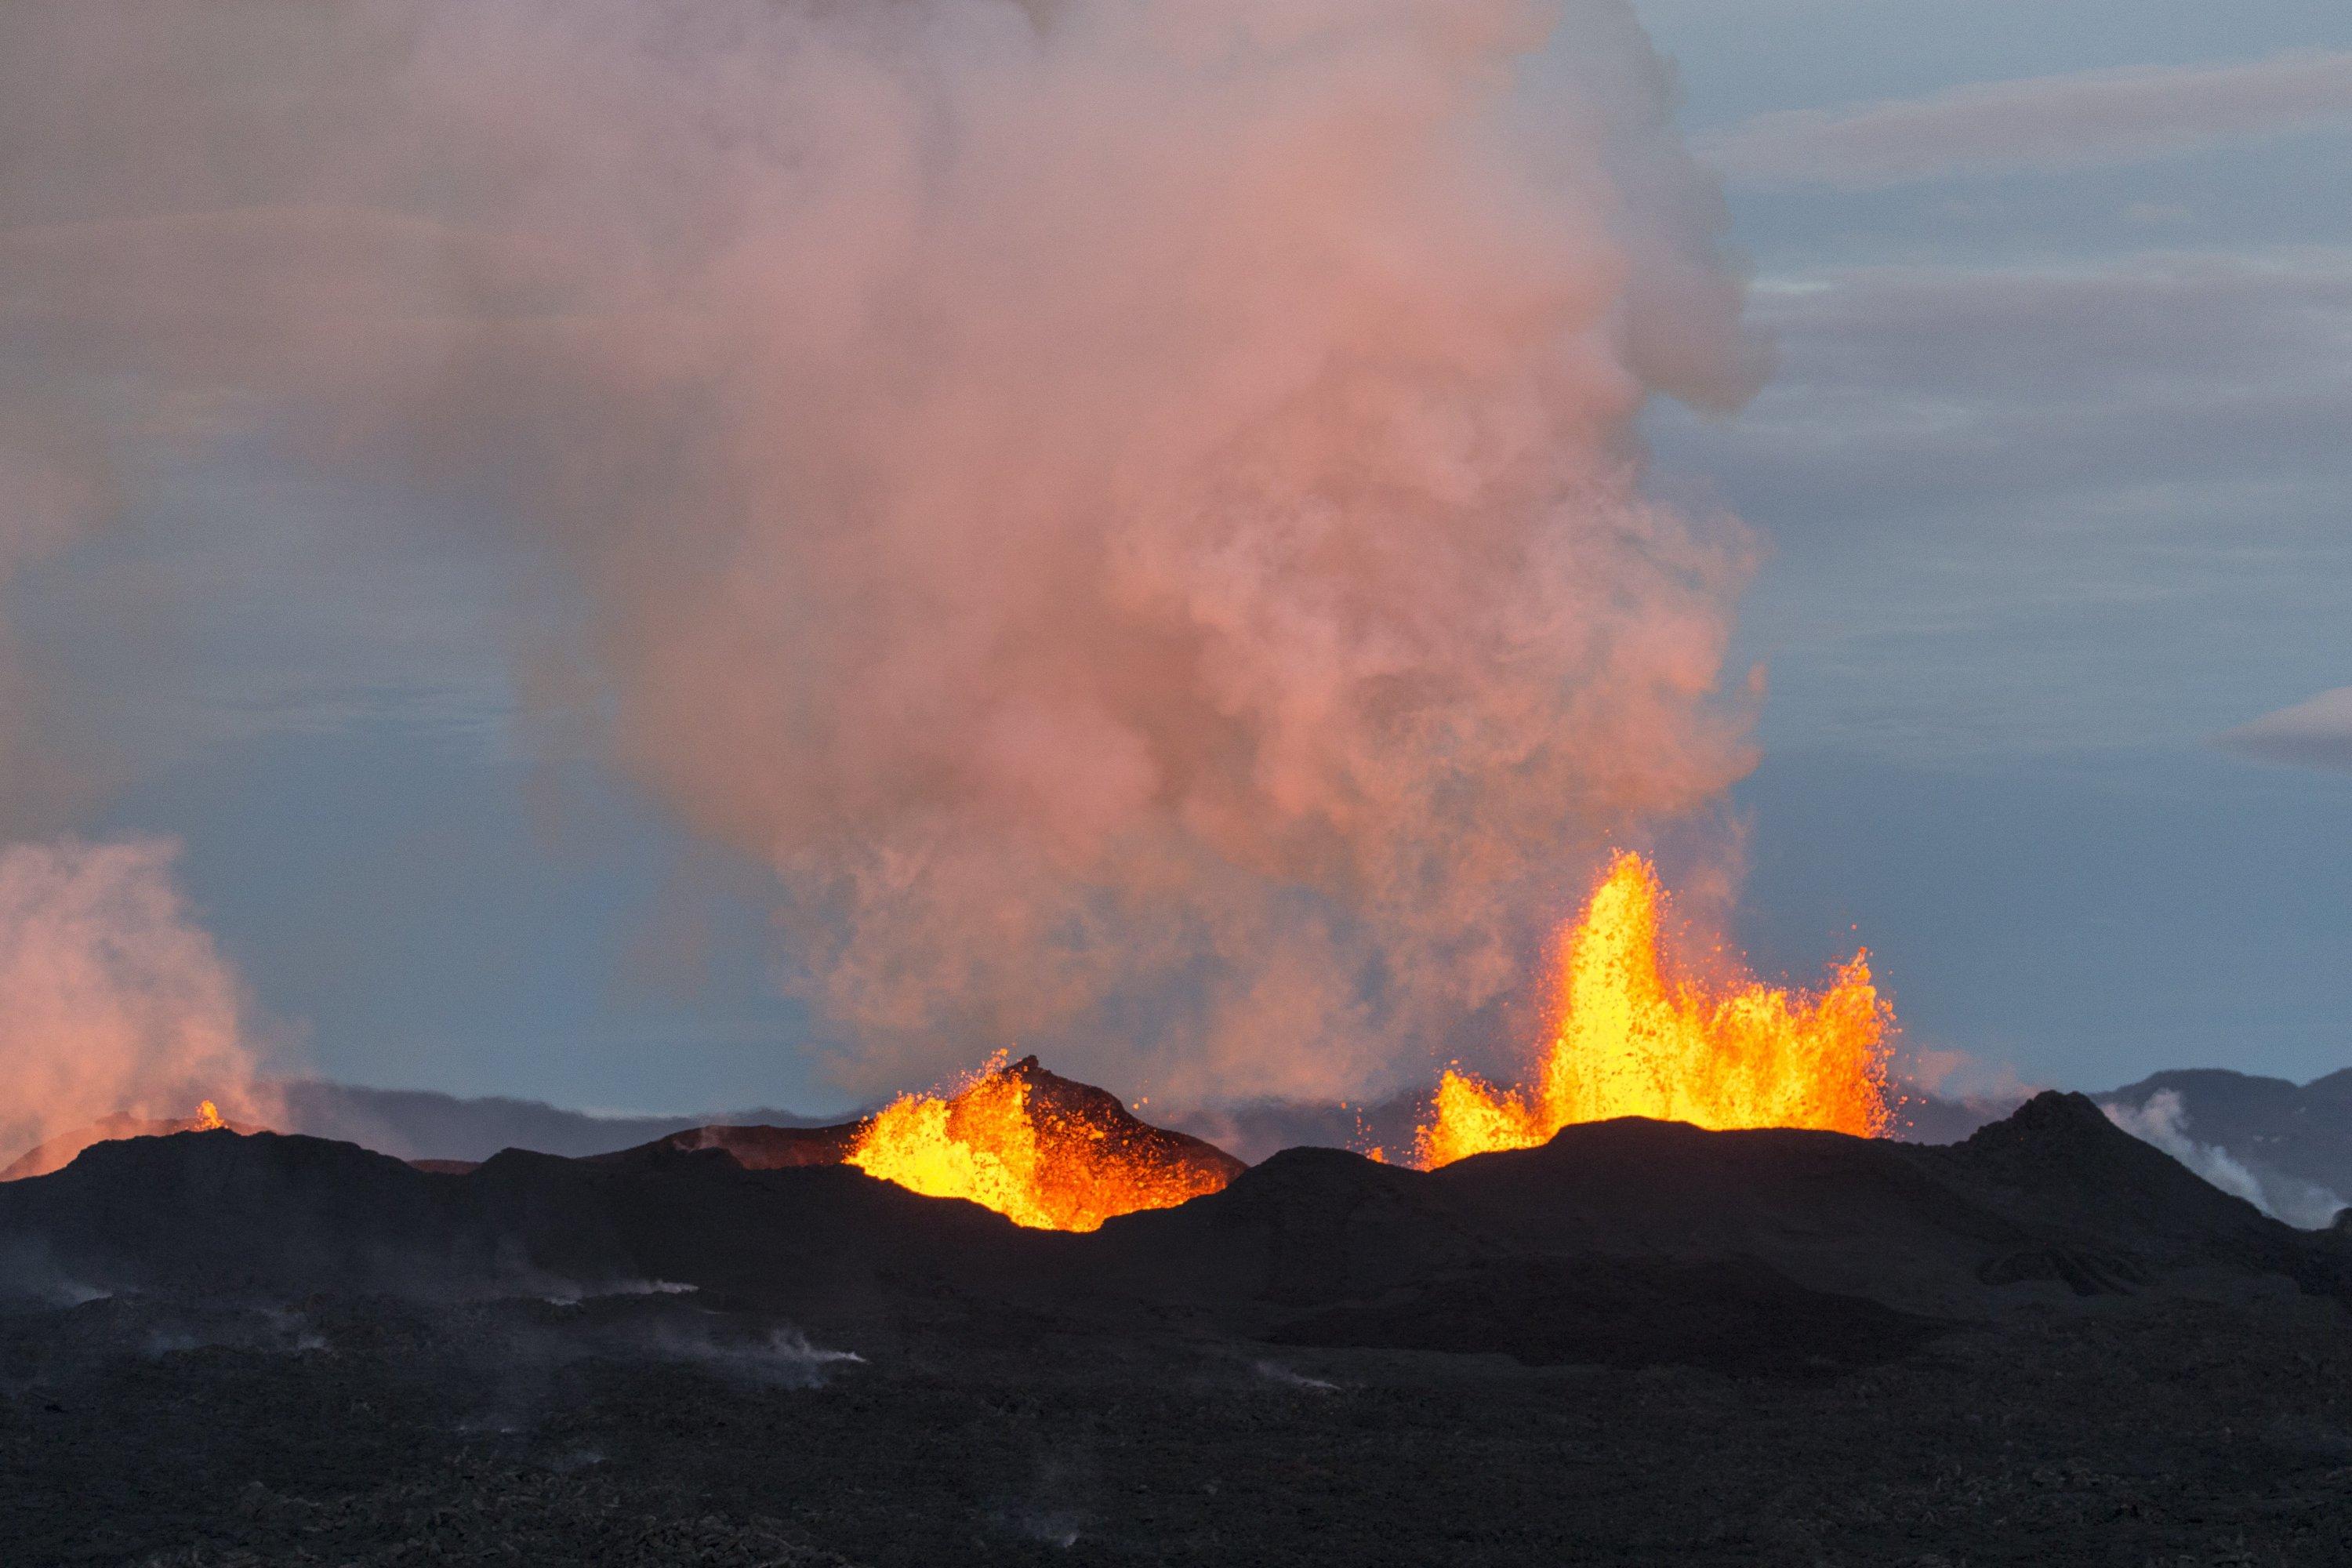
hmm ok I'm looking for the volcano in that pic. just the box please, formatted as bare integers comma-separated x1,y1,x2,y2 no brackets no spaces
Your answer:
0,1104,261,1183
5,1082,2344,1335
609,1054,1245,1232
6,1079,2352,1564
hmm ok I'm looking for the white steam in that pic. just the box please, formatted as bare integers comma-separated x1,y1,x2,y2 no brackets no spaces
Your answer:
2103,1090,2346,1230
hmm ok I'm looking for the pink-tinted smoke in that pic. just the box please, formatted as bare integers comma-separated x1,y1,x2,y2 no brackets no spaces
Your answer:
1,0,1766,1105
0,837,260,1175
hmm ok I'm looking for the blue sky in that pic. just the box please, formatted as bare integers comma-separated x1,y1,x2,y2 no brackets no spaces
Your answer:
1635,0,2352,1093
18,0,2352,1112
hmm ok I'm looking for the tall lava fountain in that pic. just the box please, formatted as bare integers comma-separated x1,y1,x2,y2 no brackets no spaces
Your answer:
1416,852,1893,1170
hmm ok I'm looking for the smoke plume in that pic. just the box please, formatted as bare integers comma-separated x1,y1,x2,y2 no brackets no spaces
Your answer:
0,837,259,1168
2,0,1762,1103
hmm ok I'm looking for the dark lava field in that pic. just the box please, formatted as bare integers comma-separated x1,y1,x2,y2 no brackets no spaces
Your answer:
5,1092,2351,1566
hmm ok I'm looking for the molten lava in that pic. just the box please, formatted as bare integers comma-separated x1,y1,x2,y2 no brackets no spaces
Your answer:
1416,852,1893,1168
846,1052,1238,1232
193,1100,225,1131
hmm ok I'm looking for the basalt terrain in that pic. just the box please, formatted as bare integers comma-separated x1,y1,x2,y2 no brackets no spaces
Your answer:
4,1090,2350,1565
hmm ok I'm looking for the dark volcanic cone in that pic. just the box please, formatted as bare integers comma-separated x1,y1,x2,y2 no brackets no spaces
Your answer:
601,1122,866,1171
1002,1052,1248,1187
3,1089,2350,1372
4,1062,1245,1241
1,1109,266,1182
607,1054,1246,1195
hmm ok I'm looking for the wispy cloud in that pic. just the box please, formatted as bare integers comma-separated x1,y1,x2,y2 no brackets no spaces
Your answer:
1702,249,2352,516
1651,249,2352,761
1702,50,2352,189
2216,688,2352,772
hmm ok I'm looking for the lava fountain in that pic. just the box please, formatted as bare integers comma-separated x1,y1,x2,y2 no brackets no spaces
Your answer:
1416,852,1893,1168
846,1052,1242,1232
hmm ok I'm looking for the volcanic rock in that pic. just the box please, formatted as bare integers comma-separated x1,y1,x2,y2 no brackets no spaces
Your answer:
600,1120,864,1171
1085,1092,2352,1327
3,1089,2345,1370
998,1054,1247,1188
0,1127,1058,1317
0,1110,266,1183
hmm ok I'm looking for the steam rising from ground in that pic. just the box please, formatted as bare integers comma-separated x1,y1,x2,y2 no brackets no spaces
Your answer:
2,0,1762,1104
2103,1091,2346,1230
0,839,260,1167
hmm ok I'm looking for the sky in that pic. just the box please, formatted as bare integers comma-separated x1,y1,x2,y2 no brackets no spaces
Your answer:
8,0,2350,1115
1632,0,2352,1096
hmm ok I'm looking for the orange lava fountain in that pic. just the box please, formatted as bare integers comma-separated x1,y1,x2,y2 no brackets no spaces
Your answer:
1416,852,1893,1168
193,1100,226,1131
846,1052,1232,1232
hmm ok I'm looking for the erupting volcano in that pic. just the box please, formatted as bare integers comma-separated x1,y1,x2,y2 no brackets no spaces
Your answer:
839,854,1894,1220
610,858,1896,1226
846,1054,1243,1232
5,860,1896,1225
1415,852,1893,1168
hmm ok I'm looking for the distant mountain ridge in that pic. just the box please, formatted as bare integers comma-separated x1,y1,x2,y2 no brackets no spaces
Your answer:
2100,1068,2352,1174
251,1080,843,1164
0,1083,841,1185
2095,1069,2352,1226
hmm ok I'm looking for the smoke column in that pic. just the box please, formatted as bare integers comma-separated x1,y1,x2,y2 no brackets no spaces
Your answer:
0,838,256,1167
2,0,1763,1104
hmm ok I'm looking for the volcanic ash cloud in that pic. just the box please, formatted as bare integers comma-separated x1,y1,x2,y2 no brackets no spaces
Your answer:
2,0,1766,1105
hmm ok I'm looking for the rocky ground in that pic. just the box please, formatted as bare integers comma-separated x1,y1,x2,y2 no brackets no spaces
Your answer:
5,1288,2350,1567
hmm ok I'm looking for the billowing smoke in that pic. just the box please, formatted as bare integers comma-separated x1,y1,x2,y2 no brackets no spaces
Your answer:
2103,1091,2346,1230
0,837,259,1169
2,0,1762,1104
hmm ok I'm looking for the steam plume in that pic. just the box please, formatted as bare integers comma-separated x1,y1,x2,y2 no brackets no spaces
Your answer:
2103,1091,2346,1230
0,837,258,1167
1,0,1762,1103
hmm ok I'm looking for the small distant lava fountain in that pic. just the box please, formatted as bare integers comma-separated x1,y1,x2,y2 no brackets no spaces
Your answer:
847,1052,1242,1232
1415,852,1893,1169
193,1100,226,1131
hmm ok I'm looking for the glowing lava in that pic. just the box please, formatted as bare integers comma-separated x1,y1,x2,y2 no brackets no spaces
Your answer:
1416,852,1893,1168
193,1100,226,1131
846,1052,1236,1232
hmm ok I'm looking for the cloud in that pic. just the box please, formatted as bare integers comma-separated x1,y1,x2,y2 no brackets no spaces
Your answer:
1645,248,2352,763
1700,50,2352,189
1678,249,2352,522
2215,688,2352,772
